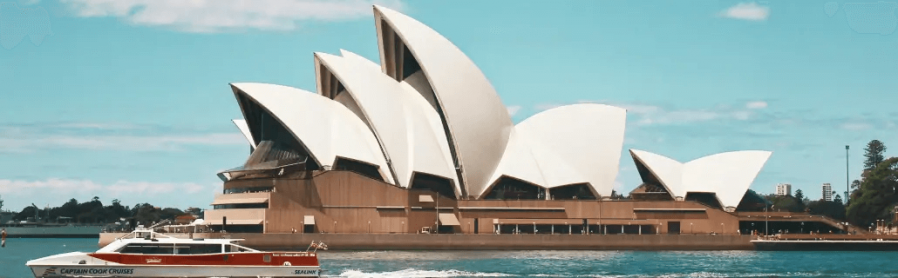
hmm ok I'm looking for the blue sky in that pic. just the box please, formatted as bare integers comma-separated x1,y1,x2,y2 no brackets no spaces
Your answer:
1,0,896,211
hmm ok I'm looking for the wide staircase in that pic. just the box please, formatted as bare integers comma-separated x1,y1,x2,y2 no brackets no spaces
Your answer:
733,212,868,235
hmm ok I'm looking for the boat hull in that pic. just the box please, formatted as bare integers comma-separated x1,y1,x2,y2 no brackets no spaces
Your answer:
29,265,321,278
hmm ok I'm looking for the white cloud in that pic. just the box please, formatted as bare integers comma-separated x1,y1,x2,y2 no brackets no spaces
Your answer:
616,103,661,115
0,133,246,153
506,105,522,117
0,178,207,195
622,103,753,126
745,101,768,109
61,0,405,33
0,178,104,193
534,103,563,111
840,122,873,130
0,122,246,153
731,110,752,120
719,2,770,21
537,101,759,126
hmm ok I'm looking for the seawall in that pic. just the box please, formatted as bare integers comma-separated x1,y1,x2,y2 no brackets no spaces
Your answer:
99,233,754,251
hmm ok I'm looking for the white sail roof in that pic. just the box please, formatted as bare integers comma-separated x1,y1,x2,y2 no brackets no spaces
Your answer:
516,104,627,198
482,104,627,198
313,50,459,195
374,5,513,198
231,119,255,149
630,149,773,209
231,82,393,184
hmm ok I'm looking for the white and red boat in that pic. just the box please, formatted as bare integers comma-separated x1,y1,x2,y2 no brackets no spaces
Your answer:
26,228,323,278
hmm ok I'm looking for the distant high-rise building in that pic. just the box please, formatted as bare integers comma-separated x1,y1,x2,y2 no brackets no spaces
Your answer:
776,183,792,196
822,183,833,202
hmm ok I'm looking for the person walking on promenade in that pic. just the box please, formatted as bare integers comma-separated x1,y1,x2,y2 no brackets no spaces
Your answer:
1,228,7,248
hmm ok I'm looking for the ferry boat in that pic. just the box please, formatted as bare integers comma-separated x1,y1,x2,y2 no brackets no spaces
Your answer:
26,228,323,278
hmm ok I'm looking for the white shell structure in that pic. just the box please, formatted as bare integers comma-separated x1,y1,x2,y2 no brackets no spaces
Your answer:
314,50,460,196
629,149,773,209
232,119,255,149
224,5,772,203
482,104,627,198
374,5,513,198
230,82,394,184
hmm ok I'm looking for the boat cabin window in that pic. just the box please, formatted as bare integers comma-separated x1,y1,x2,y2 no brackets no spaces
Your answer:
174,244,223,254
227,244,253,253
118,243,175,254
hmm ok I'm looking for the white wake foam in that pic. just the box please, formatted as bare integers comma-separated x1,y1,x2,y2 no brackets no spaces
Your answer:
334,268,512,278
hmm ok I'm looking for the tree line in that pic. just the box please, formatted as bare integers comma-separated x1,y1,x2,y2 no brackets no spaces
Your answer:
846,139,896,227
2,196,201,227
762,140,896,227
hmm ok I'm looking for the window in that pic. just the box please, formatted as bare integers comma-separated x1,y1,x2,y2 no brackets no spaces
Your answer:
213,203,268,209
223,186,273,194
227,244,253,253
118,243,175,254
174,244,222,254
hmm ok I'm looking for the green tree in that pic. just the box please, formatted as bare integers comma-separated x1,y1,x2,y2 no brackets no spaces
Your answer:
764,194,805,212
846,157,898,226
808,199,846,220
793,189,807,212
0,194,4,212
863,140,887,171
834,193,843,205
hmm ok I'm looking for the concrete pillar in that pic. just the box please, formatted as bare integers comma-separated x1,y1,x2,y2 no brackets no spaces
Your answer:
604,226,606,235
639,225,642,235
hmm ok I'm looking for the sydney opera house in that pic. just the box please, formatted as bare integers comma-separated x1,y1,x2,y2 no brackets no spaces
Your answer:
202,6,841,240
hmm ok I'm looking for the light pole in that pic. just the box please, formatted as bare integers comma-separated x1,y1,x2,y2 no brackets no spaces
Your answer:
846,145,850,203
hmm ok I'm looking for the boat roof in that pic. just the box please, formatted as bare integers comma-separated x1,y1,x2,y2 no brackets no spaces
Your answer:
112,228,245,245
98,230,256,253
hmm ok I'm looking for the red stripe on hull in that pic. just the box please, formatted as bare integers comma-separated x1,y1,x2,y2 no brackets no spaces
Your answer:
88,252,319,267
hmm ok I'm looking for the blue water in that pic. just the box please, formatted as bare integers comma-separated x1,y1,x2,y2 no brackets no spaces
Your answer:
2,238,897,278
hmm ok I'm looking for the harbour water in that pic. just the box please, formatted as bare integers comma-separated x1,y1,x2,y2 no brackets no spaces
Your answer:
2,238,898,278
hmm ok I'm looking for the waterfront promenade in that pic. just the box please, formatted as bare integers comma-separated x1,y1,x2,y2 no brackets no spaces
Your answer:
99,232,754,250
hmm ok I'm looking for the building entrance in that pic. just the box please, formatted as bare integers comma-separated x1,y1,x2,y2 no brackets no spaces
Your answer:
668,221,681,234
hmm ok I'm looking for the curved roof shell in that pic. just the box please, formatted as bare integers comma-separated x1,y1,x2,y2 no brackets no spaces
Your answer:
682,150,772,209
314,50,460,196
515,104,627,198
374,5,513,198
231,82,393,184
630,149,772,209
232,119,255,149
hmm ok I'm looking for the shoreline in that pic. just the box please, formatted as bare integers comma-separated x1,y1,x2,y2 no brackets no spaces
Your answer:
99,233,755,251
